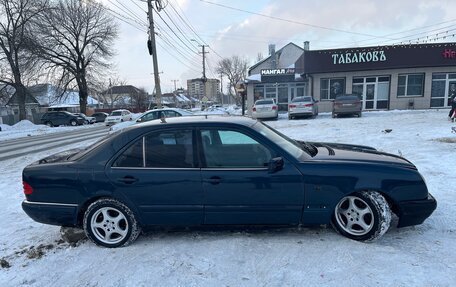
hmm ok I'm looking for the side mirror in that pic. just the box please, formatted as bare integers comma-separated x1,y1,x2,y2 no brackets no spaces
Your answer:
268,157,284,173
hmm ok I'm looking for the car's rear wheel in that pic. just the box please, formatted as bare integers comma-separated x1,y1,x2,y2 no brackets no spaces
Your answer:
69,119,77,126
83,198,141,248
332,191,391,242
45,121,53,127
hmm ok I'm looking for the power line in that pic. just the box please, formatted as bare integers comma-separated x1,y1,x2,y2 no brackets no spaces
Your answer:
199,0,389,39
162,8,199,50
153,7,199,55
169,0,224,59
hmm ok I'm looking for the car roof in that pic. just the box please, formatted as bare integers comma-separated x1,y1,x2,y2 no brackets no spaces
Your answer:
125,115,257,131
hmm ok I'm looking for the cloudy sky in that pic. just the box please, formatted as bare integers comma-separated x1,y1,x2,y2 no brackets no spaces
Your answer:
99,0,456,93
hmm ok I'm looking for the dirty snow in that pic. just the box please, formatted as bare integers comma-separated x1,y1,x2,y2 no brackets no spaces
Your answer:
0,109,455,286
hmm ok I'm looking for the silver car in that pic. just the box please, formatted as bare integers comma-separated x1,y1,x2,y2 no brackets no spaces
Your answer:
288,96,319,119
252,99,278,120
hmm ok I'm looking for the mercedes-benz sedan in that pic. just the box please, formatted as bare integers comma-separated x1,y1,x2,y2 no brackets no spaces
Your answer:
22,116,436,247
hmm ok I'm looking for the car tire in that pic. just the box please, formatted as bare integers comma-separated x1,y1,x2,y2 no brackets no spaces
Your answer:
83,198,141,248
358,112,362,117
45,121,53,127
332,113,337,118
69,119,78,126
332,191,391,242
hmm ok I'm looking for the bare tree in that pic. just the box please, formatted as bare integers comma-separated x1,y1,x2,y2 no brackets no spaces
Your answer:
130,87,149,111
94,77,127,108
0,0,47,120
33,0,118,114
216,56,248,103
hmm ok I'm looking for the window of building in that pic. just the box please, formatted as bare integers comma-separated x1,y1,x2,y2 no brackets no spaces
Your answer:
254,85,265,101
397,74,424,97
320,78,345,100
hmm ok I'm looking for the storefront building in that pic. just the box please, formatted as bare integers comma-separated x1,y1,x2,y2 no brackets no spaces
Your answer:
296,43,456,112
246,43,308,112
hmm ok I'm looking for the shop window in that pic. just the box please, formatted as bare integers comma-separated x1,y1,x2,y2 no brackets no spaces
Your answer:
397,74,424,97
254,85,264,101
432,74,446,80
320,78,345,100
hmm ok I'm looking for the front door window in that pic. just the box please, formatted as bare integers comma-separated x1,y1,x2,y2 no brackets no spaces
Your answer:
352,76,390,110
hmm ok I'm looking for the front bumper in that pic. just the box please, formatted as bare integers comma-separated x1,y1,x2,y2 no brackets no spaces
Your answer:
397,194,437,228
22,200,79,227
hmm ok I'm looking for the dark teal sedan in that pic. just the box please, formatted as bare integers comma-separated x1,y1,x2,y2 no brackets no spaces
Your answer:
22,116,436,247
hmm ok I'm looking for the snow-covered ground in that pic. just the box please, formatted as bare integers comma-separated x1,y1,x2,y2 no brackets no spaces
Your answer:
0,109,455,286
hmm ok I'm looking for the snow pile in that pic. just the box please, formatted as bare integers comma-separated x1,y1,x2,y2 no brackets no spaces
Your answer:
12,120,38,129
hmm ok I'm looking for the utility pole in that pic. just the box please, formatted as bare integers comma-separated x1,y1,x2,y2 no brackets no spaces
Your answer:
219,72,223,105
171,79,179,92
146,0,162,108
198,45,209,103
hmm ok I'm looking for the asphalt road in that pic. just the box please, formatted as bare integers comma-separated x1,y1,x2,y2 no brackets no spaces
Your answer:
0,125,110,162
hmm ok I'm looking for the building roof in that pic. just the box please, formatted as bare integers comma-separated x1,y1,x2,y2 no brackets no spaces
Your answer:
248,42,304,72
104,85,142,95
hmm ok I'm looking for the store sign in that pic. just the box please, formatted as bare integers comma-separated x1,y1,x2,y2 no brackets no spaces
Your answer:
260,68,295,83
331,50,387,65
442,49,456,58
300,43,456,74
261,68,295,75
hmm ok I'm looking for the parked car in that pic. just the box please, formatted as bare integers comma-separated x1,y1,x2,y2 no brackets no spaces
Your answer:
136,108,194,123
22,116,436,247
252,99,278,120
73,113,96,124
105,109,132,126
332,94,362,118
40,111,85,127
288,96,319,119
91,112,109,123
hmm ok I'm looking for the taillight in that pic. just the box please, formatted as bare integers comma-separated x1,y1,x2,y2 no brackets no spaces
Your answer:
289,104,296,108
252,107,256,112
272,105,277,110
23,181,33,195
304,103,314,107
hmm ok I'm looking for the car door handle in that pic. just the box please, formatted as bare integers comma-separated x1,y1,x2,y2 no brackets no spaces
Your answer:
118,176,138,184
207,176,221,185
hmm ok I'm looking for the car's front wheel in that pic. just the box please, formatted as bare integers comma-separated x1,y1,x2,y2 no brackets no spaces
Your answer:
332,191,391,242
69,119,78,126
83,198,141,248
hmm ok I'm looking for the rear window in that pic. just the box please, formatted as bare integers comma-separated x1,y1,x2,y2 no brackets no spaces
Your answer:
336,95,360,101
111,111,122,116
292,97,312,103
255,100,274,105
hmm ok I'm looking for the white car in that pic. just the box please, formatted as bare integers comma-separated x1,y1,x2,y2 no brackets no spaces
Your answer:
288,96,319,119
105,109,132,126
252,99,278,120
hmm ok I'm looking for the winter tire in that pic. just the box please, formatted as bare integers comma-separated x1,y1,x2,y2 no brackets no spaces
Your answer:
332,191,391,242
83,198,141,248
69,119,77,126
45,121,53,127
332,113,337,118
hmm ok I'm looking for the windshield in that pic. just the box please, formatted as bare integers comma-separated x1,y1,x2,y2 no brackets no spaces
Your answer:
111,111,122,116
252,121,311,159
292,97,312,103
255,100,274,105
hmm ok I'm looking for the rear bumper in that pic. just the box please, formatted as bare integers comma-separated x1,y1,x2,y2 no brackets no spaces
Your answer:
22,200,79,227
397,194,437,228
252,111,278,119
